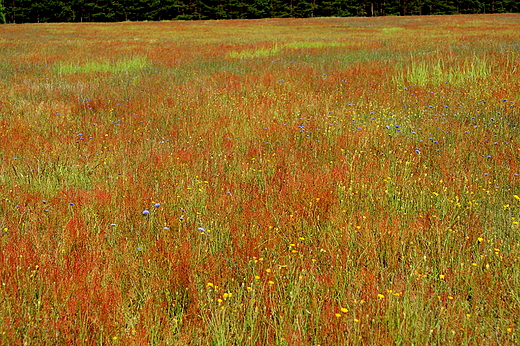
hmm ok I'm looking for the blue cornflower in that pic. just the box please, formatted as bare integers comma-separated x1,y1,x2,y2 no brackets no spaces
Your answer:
142,210,150,215
154,203,161,208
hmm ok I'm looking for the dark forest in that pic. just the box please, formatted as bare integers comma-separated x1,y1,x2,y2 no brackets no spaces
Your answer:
1,0,519,24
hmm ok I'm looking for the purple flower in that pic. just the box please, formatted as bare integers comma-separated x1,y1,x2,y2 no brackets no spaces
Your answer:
154,203,161,208
142,210,150,215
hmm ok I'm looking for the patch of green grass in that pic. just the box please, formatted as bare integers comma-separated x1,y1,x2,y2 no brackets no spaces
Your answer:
394,57,492,86
0,160,93,195
229,42,348,59
382,27,405,33
228,46,281,59
55,56,151,74
285,41,344,49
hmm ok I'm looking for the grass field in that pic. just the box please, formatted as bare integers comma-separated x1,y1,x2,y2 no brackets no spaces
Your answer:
1,14,519,345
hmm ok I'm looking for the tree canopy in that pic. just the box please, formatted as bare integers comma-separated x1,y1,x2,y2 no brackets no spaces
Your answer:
1,0,519,23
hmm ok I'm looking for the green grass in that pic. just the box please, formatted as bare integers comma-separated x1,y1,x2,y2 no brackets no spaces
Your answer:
285,41,345,49
228,45,281,59
382,27,405,33
54,56,151,74
394,56,493,86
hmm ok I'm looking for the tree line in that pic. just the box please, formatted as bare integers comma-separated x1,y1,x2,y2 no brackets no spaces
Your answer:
1,0,519,23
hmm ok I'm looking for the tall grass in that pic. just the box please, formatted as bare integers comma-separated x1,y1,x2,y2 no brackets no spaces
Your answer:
394,55,493,86
55,56,151,74
0,14,519,345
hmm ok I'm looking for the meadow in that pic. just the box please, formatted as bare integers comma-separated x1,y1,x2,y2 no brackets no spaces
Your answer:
0,14,519,345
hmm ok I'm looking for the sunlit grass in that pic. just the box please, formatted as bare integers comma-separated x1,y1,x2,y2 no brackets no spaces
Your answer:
395,56,493,86
228,45,281,59
54,56,151,74
285,41,345,49
382,27,405,33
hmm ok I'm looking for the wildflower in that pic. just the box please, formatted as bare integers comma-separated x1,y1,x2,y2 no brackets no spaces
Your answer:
377,294,385,299
268,280,275,285
154,203,161,208
514,195,520,201
341,307,349,313
439,274,445,279
207,282,214,288
142,209,150,215
335,313,342,318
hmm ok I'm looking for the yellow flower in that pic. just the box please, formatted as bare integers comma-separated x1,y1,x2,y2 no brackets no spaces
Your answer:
514,195,520,201
266,268,272,273
206,282,214,288
340,307,349,313
268,280,275,285
377,294,385,299
439,274,445,279
335,313,342,318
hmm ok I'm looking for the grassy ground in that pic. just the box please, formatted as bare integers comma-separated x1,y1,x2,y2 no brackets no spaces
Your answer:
0,14,519,345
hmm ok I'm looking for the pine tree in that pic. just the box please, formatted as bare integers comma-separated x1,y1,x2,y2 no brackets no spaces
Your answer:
0,0,6,23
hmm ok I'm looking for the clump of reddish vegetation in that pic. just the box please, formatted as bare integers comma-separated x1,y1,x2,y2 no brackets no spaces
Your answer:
0,14,519,345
